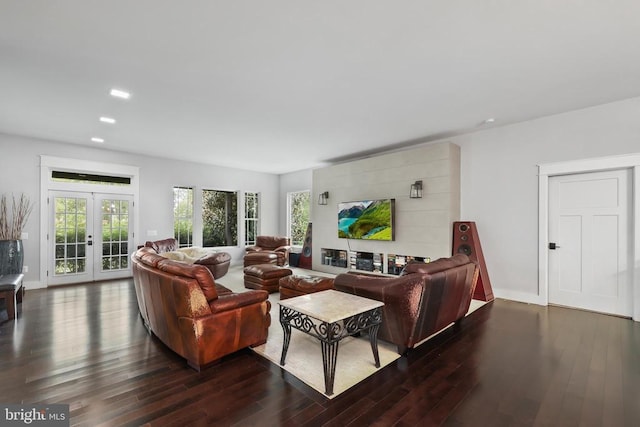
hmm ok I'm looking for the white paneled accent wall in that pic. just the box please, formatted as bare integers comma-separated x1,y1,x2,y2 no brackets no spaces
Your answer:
311,142,460,274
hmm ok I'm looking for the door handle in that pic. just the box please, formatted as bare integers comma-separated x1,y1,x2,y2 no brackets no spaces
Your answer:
548,242,560,250
87,240,93,246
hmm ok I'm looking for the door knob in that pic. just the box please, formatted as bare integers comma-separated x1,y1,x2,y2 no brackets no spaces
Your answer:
548,242,560,250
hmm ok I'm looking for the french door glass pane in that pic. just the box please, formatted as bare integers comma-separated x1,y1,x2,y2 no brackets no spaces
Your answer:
54,196,87,275
100,199,130,271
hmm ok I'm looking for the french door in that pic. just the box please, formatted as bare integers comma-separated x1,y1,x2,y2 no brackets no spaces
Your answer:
48,191,134,285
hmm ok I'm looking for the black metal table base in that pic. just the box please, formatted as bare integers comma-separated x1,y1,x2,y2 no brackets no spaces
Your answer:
279,306,382,396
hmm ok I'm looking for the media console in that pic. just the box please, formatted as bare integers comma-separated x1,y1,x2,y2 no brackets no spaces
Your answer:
321,248,429,275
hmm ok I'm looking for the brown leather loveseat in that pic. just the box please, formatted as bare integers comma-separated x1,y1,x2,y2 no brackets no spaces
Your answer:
145,238,231,279
334,254,478,354
132,246,271,370
245,236,291,266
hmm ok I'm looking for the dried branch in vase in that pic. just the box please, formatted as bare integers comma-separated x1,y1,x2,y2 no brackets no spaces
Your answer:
0,194,34,240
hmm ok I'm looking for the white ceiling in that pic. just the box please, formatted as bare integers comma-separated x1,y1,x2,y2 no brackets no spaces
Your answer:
1,1,640,174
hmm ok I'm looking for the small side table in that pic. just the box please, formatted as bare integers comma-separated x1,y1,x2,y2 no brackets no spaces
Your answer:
279,290,383,395
0,273,24,321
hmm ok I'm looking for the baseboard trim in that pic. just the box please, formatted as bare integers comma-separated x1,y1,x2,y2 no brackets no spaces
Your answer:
24,280,46,290
493,288,546,306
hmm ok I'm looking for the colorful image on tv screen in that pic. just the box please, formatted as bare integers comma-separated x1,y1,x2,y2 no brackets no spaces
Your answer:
338,199,394,241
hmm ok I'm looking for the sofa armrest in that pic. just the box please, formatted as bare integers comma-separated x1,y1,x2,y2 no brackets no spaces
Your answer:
273,245,291,253
334,273,425,314
195,252,231,279
195,252,231,265
208,290,269,314
245,246,261,252
334,272,426,349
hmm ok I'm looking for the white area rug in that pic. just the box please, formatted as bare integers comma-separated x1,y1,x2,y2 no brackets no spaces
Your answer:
219,264,485,399
252,306,400,399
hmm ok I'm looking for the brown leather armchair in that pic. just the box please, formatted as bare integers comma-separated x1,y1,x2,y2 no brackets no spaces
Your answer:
245,236,291,266
145,238,231,279
334,254,479,354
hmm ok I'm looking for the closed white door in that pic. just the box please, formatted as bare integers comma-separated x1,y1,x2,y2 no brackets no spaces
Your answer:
548,169,632,316
48,191,133,285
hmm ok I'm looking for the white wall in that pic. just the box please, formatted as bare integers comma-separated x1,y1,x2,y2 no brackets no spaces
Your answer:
450,96,640,303
275,96,640,306
7,95,640,298
310,142,460,274
0,133,279,288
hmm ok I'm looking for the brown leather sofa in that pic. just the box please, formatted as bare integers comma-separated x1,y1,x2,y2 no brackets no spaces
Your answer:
245,236,291,266
333,254,479,354
131,246,271,370
145,238,231,279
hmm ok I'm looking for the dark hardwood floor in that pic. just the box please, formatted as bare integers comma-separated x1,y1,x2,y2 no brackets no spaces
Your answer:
1,279,639,426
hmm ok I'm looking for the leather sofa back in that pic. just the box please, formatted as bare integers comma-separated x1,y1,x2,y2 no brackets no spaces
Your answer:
144,238,231,280
145,238,178,253
400,253,470,276
131,247,270,370
334,254,478,354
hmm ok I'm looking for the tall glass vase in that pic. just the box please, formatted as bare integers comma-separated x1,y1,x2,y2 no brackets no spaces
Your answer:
0,240,24,275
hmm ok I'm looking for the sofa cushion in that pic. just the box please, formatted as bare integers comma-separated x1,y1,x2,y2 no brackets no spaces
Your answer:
215,283,233,295
159,248,231,270
159,251,193,263
400,254,471,276
157,259,218,302
177,247,218,259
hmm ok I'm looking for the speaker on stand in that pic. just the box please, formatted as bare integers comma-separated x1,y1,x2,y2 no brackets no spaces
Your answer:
452,221,494,302
298,222,313,269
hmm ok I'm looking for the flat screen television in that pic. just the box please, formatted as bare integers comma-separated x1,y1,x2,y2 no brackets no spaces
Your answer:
338,199,395,241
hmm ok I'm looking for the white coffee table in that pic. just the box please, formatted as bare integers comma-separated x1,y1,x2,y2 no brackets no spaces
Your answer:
278,289,384,395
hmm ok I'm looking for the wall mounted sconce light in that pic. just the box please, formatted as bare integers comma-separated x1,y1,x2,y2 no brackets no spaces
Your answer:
410,180,423,199
318,191,329,205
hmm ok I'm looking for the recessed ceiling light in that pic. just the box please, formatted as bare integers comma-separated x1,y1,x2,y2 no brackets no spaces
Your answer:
110,88,130,99
99,116,116,124
91,137,104,143
483,118,496,124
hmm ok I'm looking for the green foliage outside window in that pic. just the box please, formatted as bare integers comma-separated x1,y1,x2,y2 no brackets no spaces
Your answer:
290,191,310,246
203,189,238,247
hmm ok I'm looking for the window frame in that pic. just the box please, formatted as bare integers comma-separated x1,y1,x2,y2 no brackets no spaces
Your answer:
201,188,239,248
244,191,260,246
173,186,194,248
